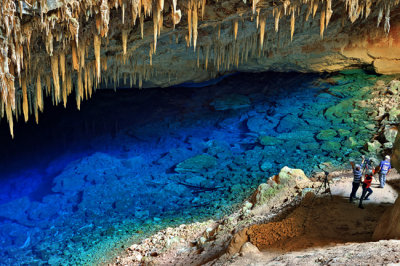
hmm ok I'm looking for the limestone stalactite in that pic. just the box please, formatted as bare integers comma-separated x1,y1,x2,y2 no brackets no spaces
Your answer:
0,0,399,137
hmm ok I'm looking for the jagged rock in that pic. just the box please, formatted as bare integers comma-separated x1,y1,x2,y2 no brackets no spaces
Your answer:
367,140,382,153
210,94,251,111
344,137,359,148
316,129,337,141
175,154,217,173
384,126,398,143
389,108,400,121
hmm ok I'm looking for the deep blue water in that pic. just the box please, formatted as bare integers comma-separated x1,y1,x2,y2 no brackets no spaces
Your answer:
0,71,380,264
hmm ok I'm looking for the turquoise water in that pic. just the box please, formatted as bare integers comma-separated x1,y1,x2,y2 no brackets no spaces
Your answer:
0,70,384,264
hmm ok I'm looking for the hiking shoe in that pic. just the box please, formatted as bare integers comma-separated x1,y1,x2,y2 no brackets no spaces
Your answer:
358,205,364,209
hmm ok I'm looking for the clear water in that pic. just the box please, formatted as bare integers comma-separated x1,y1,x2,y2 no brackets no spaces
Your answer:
0,70,382,264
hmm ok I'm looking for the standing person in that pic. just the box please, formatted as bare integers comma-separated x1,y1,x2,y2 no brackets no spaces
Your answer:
349,158,364,203
359,169,374,209
377,155,391,188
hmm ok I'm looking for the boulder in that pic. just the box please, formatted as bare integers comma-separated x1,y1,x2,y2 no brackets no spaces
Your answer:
325,99,354,120
240,242,260,255
175,154,217,173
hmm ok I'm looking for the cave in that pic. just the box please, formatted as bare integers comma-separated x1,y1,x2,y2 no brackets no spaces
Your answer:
1,0,400,265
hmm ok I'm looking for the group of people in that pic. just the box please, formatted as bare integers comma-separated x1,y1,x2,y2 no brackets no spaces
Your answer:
349,155,392,209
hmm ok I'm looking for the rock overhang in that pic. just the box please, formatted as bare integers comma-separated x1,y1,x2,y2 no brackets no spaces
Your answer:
1,0,400,137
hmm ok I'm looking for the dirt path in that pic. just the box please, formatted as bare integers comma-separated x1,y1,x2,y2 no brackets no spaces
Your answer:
228,170,400,265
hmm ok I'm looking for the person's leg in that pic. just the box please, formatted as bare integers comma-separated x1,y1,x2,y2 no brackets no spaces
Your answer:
382,173,386,187
379,173,385,188
365,188,373,200
350,182,359,202
359,185,367,208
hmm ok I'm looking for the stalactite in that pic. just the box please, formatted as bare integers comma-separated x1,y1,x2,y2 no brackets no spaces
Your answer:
36,73,43,112
188,4,192,46
193,3,198,50
140,14,144,39
79,43,86,69
71,41,79,71
122,30,128,55
234,20,238,40
313,0,319,18
59,52,66,84
22,75,28,122
51,55,60,104
260,17,266,47
202,0,206,19
290,9,295,41
275,8,281,32
94,35,101,83
326,0,333,28
320,8,326,38
153,9,159,53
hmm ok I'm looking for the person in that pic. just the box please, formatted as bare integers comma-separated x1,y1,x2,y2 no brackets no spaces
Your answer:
349,158,364,203
359,169,374,209
377,155,391,188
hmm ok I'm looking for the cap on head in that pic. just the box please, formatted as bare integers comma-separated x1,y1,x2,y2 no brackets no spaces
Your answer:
385,155,391,160
355,164,361,170
367,169,373,175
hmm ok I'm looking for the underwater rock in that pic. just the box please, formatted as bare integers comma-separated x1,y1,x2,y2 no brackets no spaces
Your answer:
338,129,351,137
175,154,217,173
260,161,273,172
210,94,251,111
325,99,354,120
298,142,320,151
276,115,306,133
0,197,31,223
278,131,315,142
247,116,274,134
316,129,337,141
258,135,282,146
321,141,341,152
207,140,233,160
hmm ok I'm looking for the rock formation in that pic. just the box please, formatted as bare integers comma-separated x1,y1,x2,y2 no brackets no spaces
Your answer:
1,0,400,136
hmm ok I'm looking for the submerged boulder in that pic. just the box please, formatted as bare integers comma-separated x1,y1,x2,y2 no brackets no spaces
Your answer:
175,154,217,173
210,94,251,111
